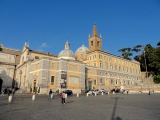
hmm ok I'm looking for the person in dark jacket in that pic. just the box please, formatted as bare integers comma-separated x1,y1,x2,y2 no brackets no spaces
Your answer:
48,89,52,100
0,77,3,94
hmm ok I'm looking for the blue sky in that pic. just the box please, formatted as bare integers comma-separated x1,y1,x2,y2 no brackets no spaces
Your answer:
0,0,160,57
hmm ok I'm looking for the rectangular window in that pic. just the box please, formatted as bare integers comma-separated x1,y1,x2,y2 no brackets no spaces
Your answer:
99,54,102,59
104,56,108,60
93,55,96,59
110,64,112,69
100,79,102,83
100,62,102,67
110,57,112,61
105,63,108,69
94,80,96,85
51,76,54,85
94,62,96,67
111,79,113,84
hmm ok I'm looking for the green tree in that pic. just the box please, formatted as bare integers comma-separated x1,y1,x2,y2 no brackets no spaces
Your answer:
118,47,132,59
153,75,160,84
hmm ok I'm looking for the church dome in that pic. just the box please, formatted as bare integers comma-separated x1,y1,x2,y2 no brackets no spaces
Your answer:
75,44,89,53
58,41,75,60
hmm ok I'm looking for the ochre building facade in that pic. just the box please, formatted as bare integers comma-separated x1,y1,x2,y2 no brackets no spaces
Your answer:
0,25,142,94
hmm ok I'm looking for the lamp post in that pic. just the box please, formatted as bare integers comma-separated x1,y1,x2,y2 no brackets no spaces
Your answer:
19,70,22,88
143,49,149,90
12,55,18,88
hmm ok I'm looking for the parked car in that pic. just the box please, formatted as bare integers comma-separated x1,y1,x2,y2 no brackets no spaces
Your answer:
82,89,90,93
100,89,108,93
87,91,93,96
60,90,73,96
91,89,100,95
100,89,106,93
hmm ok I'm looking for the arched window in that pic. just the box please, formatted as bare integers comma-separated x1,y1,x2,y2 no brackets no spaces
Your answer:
115,66,117,70
100,62,102,67
91,41,93,46
97,41,99,46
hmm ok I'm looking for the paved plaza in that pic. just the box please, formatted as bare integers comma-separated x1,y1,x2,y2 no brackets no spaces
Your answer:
0,93,160,120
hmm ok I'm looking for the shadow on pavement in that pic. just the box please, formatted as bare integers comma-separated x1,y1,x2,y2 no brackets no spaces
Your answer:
111,97,122,120
66,101,74,104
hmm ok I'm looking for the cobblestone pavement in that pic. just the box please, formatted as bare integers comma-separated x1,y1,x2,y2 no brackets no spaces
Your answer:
0,93,160,120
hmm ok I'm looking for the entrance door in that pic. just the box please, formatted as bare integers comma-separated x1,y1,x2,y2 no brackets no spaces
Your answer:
88,81,92,90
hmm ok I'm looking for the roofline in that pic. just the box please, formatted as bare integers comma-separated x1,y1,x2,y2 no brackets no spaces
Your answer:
29,50,57,57
87,50,140,64
1,45,21,52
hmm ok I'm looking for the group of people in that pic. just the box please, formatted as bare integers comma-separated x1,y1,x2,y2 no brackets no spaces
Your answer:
1,86,16,97
120,89,129,95
48,89,66,104
0,77,16,97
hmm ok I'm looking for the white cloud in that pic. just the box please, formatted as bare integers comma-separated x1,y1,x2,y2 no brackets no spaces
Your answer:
39,43,50,48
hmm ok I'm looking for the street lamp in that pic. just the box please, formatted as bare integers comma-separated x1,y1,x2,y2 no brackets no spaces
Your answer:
19,70,22,88
143,48,149,90
12,55,18,88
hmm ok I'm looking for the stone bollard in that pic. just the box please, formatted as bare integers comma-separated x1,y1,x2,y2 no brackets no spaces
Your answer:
51,93,53,99
32,94,35,100
77,93,79,97
108,92,110,95
95,93,97,96
65,93,67,98
113,91,115,94
86,93,88,97
8,95,12,103
102,92,103,95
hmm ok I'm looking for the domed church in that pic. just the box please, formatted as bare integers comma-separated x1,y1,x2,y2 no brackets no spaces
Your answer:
0,24,142,94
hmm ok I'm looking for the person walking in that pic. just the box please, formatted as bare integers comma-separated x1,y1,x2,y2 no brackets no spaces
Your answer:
1,86,5,96
61,91,65,104
48,89,52,100
126,90,129,95
0,77,3,95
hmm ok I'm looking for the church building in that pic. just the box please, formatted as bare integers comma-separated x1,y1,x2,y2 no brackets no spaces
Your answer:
0,24,142,94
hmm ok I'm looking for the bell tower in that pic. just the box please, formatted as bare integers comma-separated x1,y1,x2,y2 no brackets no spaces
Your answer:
88,24,102,52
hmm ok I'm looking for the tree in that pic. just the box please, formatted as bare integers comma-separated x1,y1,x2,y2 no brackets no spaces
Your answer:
157,41,160,46
118,47,132,59
132,44,143,53
118,42,160,84
153,75,160,84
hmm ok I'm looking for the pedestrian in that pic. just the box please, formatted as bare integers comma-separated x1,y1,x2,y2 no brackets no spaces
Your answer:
48,89,52,100
61,91,65,104
122,89,124,95
1,86,5,96
148,90,151,95
127,90,129,95
30,87,32,93
0,77,3,95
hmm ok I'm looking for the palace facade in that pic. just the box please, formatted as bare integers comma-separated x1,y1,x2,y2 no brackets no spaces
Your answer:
0,25,142,94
